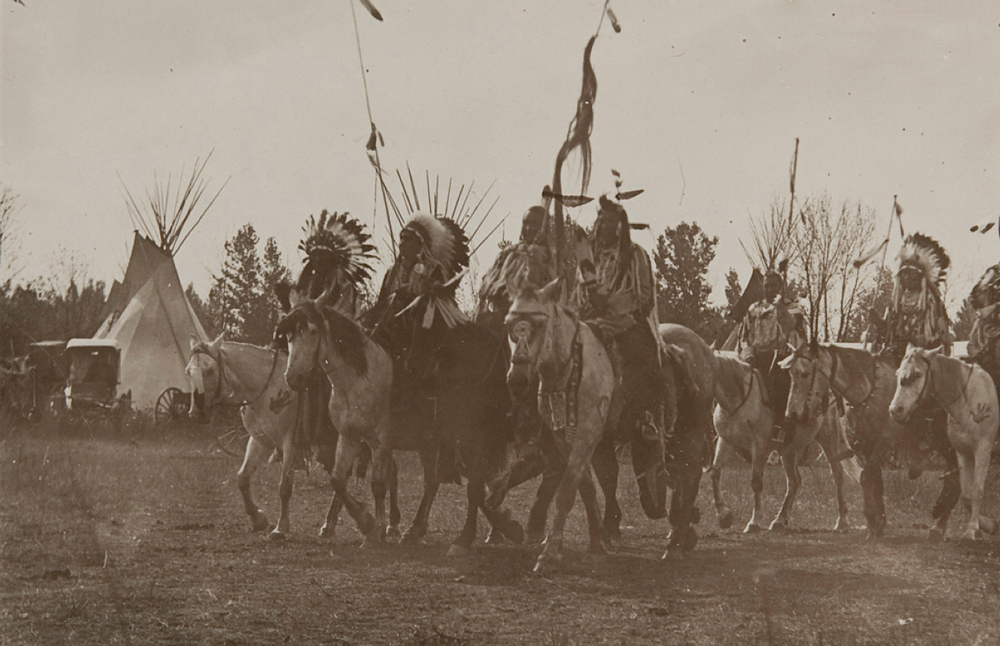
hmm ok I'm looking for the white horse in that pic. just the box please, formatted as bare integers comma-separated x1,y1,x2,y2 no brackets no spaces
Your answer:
890,345,999,540
710,352,857,534
186,333,399,541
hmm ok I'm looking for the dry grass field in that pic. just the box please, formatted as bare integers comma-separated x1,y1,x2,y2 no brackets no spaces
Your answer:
2,422,1000,645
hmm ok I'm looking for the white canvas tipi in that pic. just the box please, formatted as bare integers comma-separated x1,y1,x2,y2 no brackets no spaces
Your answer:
94,153,225,410
94,233,208,409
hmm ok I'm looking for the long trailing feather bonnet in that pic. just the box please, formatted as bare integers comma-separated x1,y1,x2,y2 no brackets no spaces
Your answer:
401,212,470,280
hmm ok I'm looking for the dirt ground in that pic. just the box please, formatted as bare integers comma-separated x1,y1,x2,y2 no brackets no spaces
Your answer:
2,425,999,645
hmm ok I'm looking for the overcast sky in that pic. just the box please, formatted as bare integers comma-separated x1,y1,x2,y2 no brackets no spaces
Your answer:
2,0,998,311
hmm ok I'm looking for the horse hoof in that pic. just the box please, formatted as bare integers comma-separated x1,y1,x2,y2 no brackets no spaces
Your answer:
400,528,424,545
266,530,286,542
446,543,471,558
385,526,401,542
769,520,787,533
588,541,608,556
961,529,979,542
526,531,546,546
503,520,525,545
683,528,699,552
358,514,377,537
743,523,762,534
360,536,384,550
834,520,851,533
485,529,506,545
927,528,945,543
318,525,334,539
250,514,270,532
718,510,734,530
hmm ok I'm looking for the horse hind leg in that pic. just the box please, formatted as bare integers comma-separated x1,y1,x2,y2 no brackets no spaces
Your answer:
709,438,735,530
386,457,401,541
744,447,766,534
816,431,851,532
860,464,888,540
268,440,298,541
534,445,593,574
578,466,606,555
591,433,622,541
401,449,441,545
237,436,271,532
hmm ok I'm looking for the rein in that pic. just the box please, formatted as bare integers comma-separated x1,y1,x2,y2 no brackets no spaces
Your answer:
812,347,878,408
718,364,756,418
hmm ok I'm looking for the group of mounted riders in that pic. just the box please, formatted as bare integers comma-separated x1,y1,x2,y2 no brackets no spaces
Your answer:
248,183,1000,562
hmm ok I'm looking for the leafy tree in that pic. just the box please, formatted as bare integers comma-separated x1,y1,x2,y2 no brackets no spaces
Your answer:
841,265,893,343
724,268,742,308
653,221,723,341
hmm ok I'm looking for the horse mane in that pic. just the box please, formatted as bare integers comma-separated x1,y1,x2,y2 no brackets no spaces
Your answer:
825,343,876,378
275,300,368,376
927,352,971,405
714,354,750,405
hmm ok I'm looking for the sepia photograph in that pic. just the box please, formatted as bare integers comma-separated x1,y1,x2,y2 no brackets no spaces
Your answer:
2,1,999,643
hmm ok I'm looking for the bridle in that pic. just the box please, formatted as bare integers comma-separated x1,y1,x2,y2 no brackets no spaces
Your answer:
905,352,974,416
717,364,756,418
190,344,280,409
803,346,878,410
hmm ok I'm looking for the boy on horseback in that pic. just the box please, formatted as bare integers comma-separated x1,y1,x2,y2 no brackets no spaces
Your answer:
476,205,555,329
737,263,807,448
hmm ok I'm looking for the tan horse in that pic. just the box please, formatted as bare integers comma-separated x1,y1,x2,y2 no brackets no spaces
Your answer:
710,352,854,534
275,293,396,547
890,346,999,540
506,278,616,573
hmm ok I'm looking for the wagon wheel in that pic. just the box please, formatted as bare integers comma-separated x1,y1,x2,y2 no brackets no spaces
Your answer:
215,424,249,457
155,387,188,425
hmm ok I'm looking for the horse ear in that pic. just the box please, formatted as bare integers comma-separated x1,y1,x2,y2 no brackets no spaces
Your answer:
211,331,225,348
538,277,563,303
288,287,304,308
927,345,943,357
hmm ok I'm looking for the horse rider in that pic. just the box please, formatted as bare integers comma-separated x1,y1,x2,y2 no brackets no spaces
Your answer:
737,262,807,448
579,194,668,454
476,205,555,329
370,212,471,484
874,232,952,364
966,263,1000,389
872,232,953,476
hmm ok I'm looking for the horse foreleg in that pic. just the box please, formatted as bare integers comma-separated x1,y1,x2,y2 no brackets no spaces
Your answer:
958,445,991,541
386,457,401,540
483,449,546,545
268,440,297,541
591,433,622,541
401,449,440,545
577,465,606,554
860,464,887,539
237,436,271,532
744,445,766,534
709,438,735,530
929,449,961,542
770,453,801,531
971,443,998,536
526,460,562,545
448,476,485,557
816,433,851,532
534,444,592,574
365,442,393,548
327,435,377,543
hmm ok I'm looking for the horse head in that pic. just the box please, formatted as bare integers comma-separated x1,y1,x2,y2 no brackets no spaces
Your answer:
970,263,1000,310
781,341,831,424
889,344,939,422
504,278,568,398
186,332,225,419
274,287,326,392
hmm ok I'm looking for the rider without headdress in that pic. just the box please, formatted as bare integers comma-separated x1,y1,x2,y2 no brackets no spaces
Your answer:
476,205,555,327
737,262,807,446
579,194,667,448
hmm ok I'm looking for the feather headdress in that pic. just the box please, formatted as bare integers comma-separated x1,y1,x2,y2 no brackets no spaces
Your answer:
896,232,950,286
299,210,377,284
401,212,470,278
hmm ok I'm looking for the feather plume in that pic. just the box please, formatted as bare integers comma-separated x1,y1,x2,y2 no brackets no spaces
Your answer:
853,238,889,269
896,233,950,286
358,0,383,21
299,210,377,283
